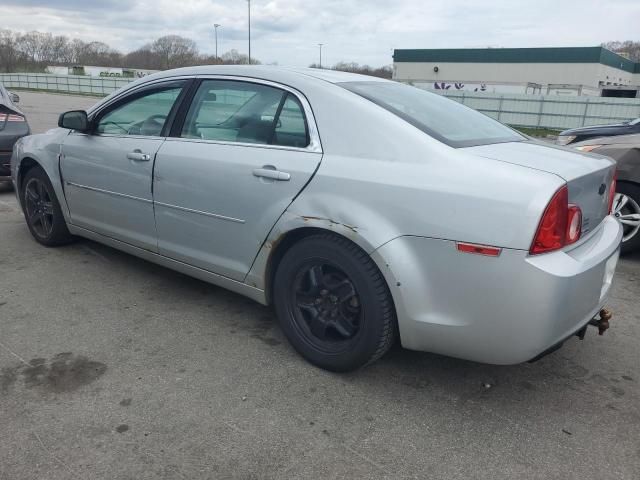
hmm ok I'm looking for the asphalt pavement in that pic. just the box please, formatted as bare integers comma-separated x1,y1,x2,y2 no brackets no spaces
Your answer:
0,91,639,480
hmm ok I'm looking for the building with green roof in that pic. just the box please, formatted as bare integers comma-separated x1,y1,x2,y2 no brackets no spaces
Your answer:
393,47,640,97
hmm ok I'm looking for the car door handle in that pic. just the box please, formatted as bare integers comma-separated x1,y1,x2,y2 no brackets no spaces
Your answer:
127,151,151,162
252,167,291,181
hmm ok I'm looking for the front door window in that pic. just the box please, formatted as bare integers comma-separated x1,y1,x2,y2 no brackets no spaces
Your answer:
96,87,183,136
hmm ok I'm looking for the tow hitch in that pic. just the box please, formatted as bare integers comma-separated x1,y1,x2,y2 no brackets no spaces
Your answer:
576,308,613,339
531,309,613,362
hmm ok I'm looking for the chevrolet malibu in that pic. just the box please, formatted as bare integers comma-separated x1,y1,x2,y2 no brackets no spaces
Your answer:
10,66,622,372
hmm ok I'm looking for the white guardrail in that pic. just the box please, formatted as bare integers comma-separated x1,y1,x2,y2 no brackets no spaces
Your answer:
422,87,640,130
2,73,640,130
0,72,132,96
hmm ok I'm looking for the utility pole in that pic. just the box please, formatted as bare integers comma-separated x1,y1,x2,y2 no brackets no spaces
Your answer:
214,24,221,61
318,43,324,68
247,0,251,65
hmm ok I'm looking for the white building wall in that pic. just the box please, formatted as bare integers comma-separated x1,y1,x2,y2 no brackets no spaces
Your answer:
45,66,69,75
84,66,124,77
596,64,636,86
394,62,639,96
393,62,606,87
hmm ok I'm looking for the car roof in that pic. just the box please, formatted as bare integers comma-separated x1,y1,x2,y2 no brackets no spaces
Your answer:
144,65,389,84
89,65,391,115
119,65,390,97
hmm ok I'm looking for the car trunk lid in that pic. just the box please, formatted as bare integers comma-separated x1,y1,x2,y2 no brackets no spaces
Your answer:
462,140,616,237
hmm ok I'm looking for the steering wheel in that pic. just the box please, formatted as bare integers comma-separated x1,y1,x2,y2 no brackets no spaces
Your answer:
139,114,168,136
99,121,128,134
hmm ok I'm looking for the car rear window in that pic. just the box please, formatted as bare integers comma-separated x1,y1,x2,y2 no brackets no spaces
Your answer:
340,81,525,148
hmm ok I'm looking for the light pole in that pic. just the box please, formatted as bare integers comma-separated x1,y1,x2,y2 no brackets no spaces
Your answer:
247,0,251,65
214,24,221,61
318,43,324,69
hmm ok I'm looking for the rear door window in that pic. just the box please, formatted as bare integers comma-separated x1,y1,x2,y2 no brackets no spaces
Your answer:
180,80,309,147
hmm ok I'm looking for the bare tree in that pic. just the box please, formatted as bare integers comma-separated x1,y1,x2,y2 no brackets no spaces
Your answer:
603,40,640,62
0,30,23,72
77,41,120,66
0,29,260,72
310,61,392,79
17,31,40,62
150,35,198,69
51,35,74,64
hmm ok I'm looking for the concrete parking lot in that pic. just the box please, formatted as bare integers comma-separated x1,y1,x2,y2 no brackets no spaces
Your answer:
1,92,639,480
12,90,98,134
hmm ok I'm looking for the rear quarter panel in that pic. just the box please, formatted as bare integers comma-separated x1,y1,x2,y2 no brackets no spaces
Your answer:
246,146,564,291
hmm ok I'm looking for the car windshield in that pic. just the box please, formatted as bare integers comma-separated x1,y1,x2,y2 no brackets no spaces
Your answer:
628,118,640,125
340,81,525,148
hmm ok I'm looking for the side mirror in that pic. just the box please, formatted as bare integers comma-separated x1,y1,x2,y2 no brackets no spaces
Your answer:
8,92,19,103
58,110,89,132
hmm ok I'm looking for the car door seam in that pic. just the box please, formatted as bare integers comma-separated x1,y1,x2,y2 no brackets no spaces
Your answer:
242,154,324,283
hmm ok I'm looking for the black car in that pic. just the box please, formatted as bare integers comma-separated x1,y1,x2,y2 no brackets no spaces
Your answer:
557,117,640,146
0,83,30,181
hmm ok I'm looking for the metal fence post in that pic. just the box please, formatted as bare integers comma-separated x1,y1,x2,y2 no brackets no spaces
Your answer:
536,96,545,128
497,95,504,122
581,97,590,127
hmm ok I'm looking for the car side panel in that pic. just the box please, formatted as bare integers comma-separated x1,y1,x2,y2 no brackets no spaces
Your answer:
11,129,71,220
60,134,162,251
245,150,565,291
594,143,640,183
154,139,322,281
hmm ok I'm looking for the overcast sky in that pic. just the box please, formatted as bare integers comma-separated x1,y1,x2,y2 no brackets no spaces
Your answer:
1,0,639,67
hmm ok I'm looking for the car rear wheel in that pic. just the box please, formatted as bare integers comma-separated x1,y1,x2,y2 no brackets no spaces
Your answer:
614,183,640,254
22,167,74,246
273,233,396,372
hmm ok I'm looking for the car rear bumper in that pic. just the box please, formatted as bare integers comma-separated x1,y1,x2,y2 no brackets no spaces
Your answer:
371,215,623,364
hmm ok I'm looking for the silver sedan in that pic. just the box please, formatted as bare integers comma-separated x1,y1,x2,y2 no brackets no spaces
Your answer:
10,66,622,371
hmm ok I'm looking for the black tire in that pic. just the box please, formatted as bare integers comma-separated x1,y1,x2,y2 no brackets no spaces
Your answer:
615,182,640,255
273,233,396,372
21,167,74,247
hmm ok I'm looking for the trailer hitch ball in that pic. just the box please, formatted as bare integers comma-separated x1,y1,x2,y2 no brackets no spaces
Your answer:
591,308,612,335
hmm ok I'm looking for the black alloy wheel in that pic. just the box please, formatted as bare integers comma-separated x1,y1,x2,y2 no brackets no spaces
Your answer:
24,176,55,239
21,167,73,246
291,261,363,353
274,233,396,372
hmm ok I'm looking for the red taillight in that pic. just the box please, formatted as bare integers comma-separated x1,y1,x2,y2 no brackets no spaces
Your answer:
530,185,582,255
608,171,617,214
0,113,25,122
566,205,582,243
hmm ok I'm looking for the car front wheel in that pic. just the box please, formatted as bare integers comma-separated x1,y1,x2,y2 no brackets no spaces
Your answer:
273,233,396,372
21,167,74,246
